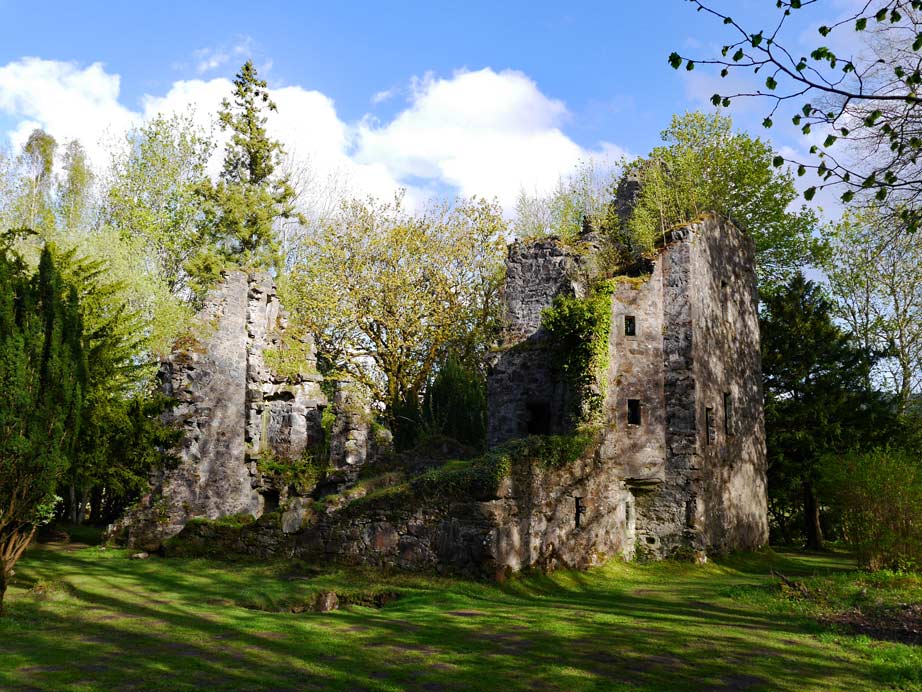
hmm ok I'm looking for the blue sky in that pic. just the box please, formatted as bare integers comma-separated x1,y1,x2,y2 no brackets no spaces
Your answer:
0,0,844,213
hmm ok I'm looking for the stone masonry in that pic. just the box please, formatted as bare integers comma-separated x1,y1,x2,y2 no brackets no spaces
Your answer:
119,271,328,550
487,214,769,560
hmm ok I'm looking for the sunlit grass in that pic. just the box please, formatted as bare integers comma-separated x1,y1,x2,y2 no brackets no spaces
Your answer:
0,535,919,691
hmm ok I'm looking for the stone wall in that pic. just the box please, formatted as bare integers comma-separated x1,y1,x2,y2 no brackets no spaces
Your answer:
119,271,327,550
487,238,585,447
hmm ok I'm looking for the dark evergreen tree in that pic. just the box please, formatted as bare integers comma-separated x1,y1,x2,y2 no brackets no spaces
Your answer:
0,239,85,614
761,274,900,549
195,60,300,274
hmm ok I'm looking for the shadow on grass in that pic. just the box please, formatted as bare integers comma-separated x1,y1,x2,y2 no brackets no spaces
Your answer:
0,546,905,692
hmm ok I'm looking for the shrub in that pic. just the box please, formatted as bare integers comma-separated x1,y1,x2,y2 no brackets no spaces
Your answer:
819,447,922,571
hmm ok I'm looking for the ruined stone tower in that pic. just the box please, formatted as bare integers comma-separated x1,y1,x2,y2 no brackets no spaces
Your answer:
487,214,769,558
120,271,328,549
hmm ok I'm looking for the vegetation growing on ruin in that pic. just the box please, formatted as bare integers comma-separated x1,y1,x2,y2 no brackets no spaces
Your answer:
255,450,328,495
541,281,616,421
262,328,319,381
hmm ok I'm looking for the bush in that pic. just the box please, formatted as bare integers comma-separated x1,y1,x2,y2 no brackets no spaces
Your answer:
820,447,922,571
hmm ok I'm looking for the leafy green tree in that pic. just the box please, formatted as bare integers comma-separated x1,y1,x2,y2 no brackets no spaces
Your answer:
197,60,299,272
670,1,922,229
621,112,819,288
761,274,899,549
57,140,94,234
0,240,86,614
823,205,922,409
514,159,615,242
18,129,57,235
105,113,215,297
284,193,506,434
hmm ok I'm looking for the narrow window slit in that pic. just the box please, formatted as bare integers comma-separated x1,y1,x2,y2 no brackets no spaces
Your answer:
627,399,641,426
624,315,636,336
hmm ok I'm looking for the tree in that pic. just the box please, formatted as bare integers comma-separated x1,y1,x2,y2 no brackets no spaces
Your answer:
57,140,94,234
284,193,506,439
823,206,922,409
670,1,922,230
0,241,86,614
760,274,897,548
197,60,300,272
104,113,214,297
621,111,819,288
18,129,57,235
514,159,615,242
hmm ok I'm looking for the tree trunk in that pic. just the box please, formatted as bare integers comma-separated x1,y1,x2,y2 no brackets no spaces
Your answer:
0,568,6,617
803,481,824,550
68,484,77,525
76,488,89,525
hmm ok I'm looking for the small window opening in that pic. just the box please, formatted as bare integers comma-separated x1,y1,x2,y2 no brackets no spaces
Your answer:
627,399,641,426
574,497,585,528
526,401,552,435
721,280,729,319
724,392,734,436
624,315,636,337
705,407,715,445
645,536,656,545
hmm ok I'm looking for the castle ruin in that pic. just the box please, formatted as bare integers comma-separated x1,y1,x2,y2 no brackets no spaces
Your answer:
118,213,768,574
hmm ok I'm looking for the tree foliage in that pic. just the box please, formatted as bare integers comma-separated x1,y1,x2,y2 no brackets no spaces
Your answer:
197,60,300,272
760,274,899,548
283,193,506,429
820,446,922,570
623,111,819,288
670,0,922,230
105,113,215,298
0,241,85,614
823,205,922,409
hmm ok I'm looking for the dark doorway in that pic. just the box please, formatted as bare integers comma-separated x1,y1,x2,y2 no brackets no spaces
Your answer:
526,401,552,435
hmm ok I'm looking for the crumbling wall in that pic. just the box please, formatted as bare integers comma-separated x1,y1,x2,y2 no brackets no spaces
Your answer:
120,271,327,550
487,238,584,446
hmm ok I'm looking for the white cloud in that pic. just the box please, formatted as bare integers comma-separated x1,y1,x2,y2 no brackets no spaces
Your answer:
355,68,626,209
190,36,254,75
371,87,397,105
0,57,138,166
0,59,627,213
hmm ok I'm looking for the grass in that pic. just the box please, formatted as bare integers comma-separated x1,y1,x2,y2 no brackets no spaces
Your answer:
0,532,920,691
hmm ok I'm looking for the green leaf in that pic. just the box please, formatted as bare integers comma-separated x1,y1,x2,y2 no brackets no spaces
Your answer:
766,76,778,90
818,25,830,36
802,124,812,135
720,68,729,77
875,8,887,21
841,190,855,203
855,17,867,31
797,165,806,176
686,60,695,71
733,48,745,62
668,53,682,69
804,186,816,201
751,32,763,47
914,33,922,51
792,115,802,125
772,155,784,167
763,117,773,128
711,93,722,106
823,135,837,147
723,16,733,24
864,110,882,126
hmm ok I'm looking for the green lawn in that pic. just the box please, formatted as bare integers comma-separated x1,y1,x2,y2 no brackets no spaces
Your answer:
1,531,919,691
